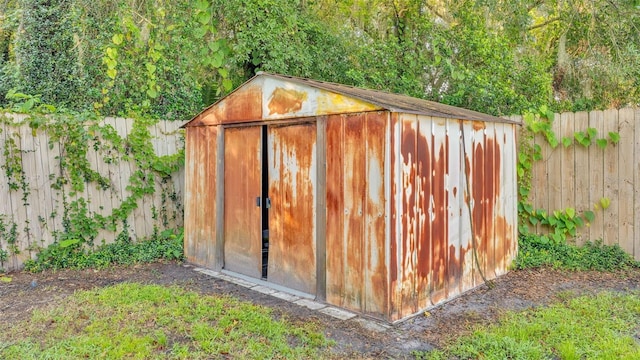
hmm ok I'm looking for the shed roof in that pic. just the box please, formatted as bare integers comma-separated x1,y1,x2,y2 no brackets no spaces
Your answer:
183,72,519,127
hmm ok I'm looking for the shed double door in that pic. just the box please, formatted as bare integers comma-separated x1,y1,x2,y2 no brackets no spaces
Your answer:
223,123,317,295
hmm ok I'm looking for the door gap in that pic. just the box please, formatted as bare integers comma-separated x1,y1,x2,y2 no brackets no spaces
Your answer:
261,125,269,279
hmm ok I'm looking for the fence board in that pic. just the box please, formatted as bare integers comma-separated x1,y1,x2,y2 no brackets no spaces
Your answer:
548,116,563,215
560,112,575,213
588,110,605,242
0,114,184,271
532,130,548,234
603,109,619,246
618,108,635,255
573,112,589,244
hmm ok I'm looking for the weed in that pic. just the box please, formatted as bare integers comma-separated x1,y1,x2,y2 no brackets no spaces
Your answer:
23,228,184,272
514,235,639,271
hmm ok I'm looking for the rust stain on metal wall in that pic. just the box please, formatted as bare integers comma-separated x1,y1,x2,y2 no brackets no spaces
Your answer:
431,137,449,306
325,111,389,317
389,112,400,320
363,112,387,315
268,122,317,295
268,87,308,115
184,126,218,268
416,120,432,312
214,84,263,124
326,114,346,307
389,115,516,321
400,116,418,315
343,114,366,309
223,127,263,278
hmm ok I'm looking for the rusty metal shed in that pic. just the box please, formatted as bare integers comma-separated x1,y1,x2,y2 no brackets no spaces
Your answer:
182,72,518,322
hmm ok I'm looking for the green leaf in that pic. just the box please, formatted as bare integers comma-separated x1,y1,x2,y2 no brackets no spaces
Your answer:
208,41,220,52
562,137,572,148
107,69,117,79
0,276,11,283
587,127,598,139
222,79,233,91
596,138,608,149
539,104,548,116
197,11,210,25
545,110,555,121
566,207,576,219
60,238,80,248
600,197,611,210
584,210,595,223
112,34,124,45
211,52,224,68
523,204,534,214
106,47,118,60
529,216,539,225
193,27,207,39
195,0,209,11
609,132,621,144
145,63,157,74
146,88,158,99
550,233,563,244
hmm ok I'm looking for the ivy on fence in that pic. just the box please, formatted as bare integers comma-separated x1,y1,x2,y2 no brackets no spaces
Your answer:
517,106,619,246
0,108,184,272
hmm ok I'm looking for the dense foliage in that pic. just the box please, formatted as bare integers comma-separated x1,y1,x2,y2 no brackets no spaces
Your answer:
1,0,638,119
23,228,184,272
515,235,639,271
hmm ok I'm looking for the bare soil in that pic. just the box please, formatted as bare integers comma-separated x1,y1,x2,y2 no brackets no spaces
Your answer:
1,261,639,359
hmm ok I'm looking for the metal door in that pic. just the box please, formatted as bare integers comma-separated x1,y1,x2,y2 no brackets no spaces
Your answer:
267,122,317,294
223,126,263,278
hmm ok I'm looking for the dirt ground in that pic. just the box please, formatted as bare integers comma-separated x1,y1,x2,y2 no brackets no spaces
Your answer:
2,261,640,359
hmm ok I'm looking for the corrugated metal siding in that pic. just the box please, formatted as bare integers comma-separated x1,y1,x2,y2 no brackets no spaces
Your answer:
184,126,218,268
223,126,263,278
325,111,389,317
268,122,318,294
389,114,517,321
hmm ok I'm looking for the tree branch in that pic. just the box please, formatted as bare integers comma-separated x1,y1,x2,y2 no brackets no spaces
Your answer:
527,16,561,31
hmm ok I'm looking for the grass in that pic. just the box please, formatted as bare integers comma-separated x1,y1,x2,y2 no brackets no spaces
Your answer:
416,291,640,359
0,283,331,359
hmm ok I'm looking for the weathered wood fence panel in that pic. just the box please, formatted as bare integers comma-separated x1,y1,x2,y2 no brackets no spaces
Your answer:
517,107,640,259
0,114,184,271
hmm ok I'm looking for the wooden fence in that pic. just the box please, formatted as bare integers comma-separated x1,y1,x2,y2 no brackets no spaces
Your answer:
4,108,639,270
513,107,640,260
0,114,184,271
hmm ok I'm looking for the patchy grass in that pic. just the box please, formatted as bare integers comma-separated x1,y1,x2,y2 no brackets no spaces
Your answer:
416,291,640,359
0,283,330,359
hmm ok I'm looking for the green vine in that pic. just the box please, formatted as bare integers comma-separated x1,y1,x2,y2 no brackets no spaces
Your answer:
0,215,19,271
0,109,184,271
517,106,619,245
1,128,34,256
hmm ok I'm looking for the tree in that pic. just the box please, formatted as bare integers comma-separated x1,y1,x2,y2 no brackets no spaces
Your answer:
13,0,87,110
